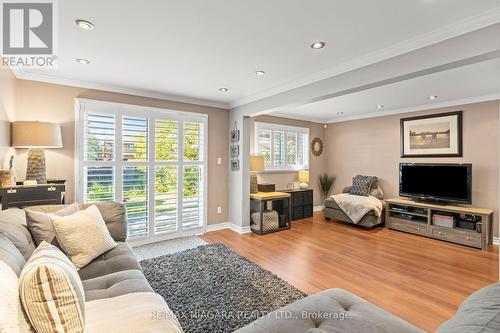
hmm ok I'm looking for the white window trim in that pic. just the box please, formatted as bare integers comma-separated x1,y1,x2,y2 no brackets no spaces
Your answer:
254,121,309,172
74,98,208,244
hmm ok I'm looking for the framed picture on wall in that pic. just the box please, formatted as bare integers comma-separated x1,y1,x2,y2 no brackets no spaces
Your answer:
231,145,239,158
401,111,463,158
231,159,239,171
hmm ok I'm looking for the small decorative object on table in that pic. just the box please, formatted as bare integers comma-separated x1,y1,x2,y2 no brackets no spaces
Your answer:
298,170,309,189
0,170,14,188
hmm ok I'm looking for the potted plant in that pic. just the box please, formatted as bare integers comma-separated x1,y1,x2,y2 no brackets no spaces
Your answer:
319,173,335,199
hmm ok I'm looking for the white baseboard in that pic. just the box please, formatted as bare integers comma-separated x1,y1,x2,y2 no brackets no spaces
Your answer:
205,222,251,234
493,237,499,245
313,205,325,212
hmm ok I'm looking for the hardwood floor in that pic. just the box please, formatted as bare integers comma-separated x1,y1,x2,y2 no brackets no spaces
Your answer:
202,212,498,332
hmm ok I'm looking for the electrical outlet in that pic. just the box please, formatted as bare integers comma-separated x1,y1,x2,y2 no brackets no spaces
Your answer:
217,206,222,214
217,157,222,165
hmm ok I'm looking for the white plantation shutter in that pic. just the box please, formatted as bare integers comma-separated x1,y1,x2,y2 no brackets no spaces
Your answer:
84,166,115,201
84,112,115,162
154,166,178,234
255,122,309,171
77,100,207,244
182,165,203,230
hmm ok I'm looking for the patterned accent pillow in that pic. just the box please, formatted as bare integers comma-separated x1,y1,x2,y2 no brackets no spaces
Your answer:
355,175,378,191
19,242,85,333
349,175,374,196
53,205,117,270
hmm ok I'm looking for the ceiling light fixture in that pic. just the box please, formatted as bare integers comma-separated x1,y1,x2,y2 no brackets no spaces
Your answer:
337,112,344,115
428,95,438,100
75,19,95,30
376,105,384,109
219,87,228,92
76,58,90,64
255,71,265,76
311,41,326,49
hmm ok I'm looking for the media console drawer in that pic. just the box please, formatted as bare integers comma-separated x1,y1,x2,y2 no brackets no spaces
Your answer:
429,227,481,248
390,218,427,236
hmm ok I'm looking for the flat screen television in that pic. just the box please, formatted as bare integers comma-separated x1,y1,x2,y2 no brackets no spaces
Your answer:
399,163,472,205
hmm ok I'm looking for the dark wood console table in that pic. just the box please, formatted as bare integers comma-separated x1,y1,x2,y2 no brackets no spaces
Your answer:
0,179,66,210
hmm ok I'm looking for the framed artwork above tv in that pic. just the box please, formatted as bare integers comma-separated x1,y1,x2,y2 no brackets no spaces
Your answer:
400,111,463,158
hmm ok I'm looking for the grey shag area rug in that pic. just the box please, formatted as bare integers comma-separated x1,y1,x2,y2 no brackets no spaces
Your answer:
140,243,307,333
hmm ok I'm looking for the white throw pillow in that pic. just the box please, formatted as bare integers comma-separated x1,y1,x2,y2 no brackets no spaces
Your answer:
19,242,85,333
53,205,117,270
0,261,33,333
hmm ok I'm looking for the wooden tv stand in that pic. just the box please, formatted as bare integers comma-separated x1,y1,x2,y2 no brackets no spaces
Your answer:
385,198,493,250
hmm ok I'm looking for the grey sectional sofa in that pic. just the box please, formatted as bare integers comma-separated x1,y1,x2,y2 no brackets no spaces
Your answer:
2,202,498,333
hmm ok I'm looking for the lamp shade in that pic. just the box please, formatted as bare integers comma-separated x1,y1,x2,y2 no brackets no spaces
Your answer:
11,121,63,148
298,170,309,182
250,155,265,172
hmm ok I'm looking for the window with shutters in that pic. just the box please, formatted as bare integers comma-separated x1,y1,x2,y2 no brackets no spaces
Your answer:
76,99,207,243
255,122,309,171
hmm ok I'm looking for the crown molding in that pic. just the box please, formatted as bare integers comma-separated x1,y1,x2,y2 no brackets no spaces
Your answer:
231,7,500,108
323,93,500,124
11,67,231,110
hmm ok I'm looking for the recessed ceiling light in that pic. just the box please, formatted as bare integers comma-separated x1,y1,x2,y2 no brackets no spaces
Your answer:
376,105,384,109
76,58,90,64
255,71,265,76
75,19,95,30
219,87,228,92
311,41,326,49
428,95,438,100
337,112,344,115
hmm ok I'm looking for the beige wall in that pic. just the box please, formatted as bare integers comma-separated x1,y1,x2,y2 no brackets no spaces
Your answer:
0,66,16,168
14,79,229,225
249,115,327,206
325,101,500,236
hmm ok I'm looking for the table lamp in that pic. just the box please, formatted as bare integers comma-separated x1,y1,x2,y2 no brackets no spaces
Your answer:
250,155,265,193
298,170,309,189
11,121,63,184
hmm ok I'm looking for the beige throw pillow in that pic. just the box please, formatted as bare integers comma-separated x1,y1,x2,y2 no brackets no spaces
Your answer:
0,261,34,333
53,205,117,269
19,242,85,333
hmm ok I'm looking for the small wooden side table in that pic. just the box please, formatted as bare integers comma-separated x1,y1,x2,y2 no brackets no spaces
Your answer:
250,192,291,235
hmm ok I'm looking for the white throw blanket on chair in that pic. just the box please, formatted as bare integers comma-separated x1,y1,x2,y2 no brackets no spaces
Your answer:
330,193,383,224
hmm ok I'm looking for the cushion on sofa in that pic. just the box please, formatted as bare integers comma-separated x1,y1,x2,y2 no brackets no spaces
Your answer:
20,242,85,333
78,242,141,280
24,202,80,247
0,235,26,276
0,261,33,333
0,208,36,259
85,292,182,333
235,289,424,333
82,269,154,301
436,283,500,333
53,205,118,270
349,175,374,196
26,201,128,242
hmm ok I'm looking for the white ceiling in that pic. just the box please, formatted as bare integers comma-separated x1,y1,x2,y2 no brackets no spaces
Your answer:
273,57,500,123
14,0,500,112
